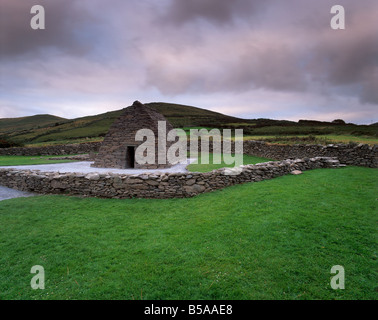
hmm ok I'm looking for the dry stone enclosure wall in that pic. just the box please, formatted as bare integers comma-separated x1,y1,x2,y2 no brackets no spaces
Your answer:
243,141,377,168
0,138,376,199
0,157,342,199
0,139,376,168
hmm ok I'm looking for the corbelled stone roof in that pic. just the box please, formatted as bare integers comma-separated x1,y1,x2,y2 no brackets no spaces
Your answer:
92,101,175,169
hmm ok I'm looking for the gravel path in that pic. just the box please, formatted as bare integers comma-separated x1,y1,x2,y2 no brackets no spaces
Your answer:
0,186,37,201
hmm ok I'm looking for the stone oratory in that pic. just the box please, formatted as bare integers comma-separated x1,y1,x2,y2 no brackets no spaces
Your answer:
92,100,175,169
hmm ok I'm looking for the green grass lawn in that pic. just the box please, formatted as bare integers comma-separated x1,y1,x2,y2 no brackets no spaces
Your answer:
319,134,378,145
240,135,378,145
187,153,273,172
0,155,79,166
0,166,376,300
25,137,103,147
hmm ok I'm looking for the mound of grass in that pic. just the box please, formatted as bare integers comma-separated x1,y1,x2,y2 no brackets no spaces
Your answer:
0,166,376,300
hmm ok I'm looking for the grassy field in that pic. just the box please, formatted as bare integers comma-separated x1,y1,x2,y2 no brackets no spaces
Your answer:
24,137,104,148
242,124,377,137
187,153,273,172
239,135,378,145
0,166,376,300
318,134,378,145
0,155,79,166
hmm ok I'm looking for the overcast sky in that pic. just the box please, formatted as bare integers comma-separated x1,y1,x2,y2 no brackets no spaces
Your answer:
0,0,377,124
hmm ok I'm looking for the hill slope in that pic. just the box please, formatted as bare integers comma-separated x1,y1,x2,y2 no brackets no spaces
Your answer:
0,102,376,146
0,102,250,144
0,114,68,134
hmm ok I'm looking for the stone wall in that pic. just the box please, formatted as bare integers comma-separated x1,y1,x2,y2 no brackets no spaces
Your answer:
243,141,378,168
0,142,101,156
189,139,377,168
0,157,341,199
0,140,376,168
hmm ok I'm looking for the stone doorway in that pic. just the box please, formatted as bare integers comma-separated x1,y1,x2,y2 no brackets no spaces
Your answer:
126,146,135,168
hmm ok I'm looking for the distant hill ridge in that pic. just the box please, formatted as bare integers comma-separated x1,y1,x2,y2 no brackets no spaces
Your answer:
0,102,254,144
0,114,67,132
0,102,376,145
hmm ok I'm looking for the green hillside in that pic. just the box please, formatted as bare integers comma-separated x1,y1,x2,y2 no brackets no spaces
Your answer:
0,102,249,145
0,114,68,134
0,102,377,146
148,102,245,127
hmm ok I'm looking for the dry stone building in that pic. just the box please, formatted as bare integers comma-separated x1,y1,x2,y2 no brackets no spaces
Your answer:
92,101,175,169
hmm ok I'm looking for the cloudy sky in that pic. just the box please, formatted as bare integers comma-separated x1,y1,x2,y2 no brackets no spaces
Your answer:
0,0,377,124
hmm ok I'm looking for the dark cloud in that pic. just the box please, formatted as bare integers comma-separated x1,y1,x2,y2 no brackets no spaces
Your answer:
145,0,378,106
160,0,269,26
308,7,378,104
232,48,307,92
0,0,376,123
0,0,99,59
145,39,307,95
